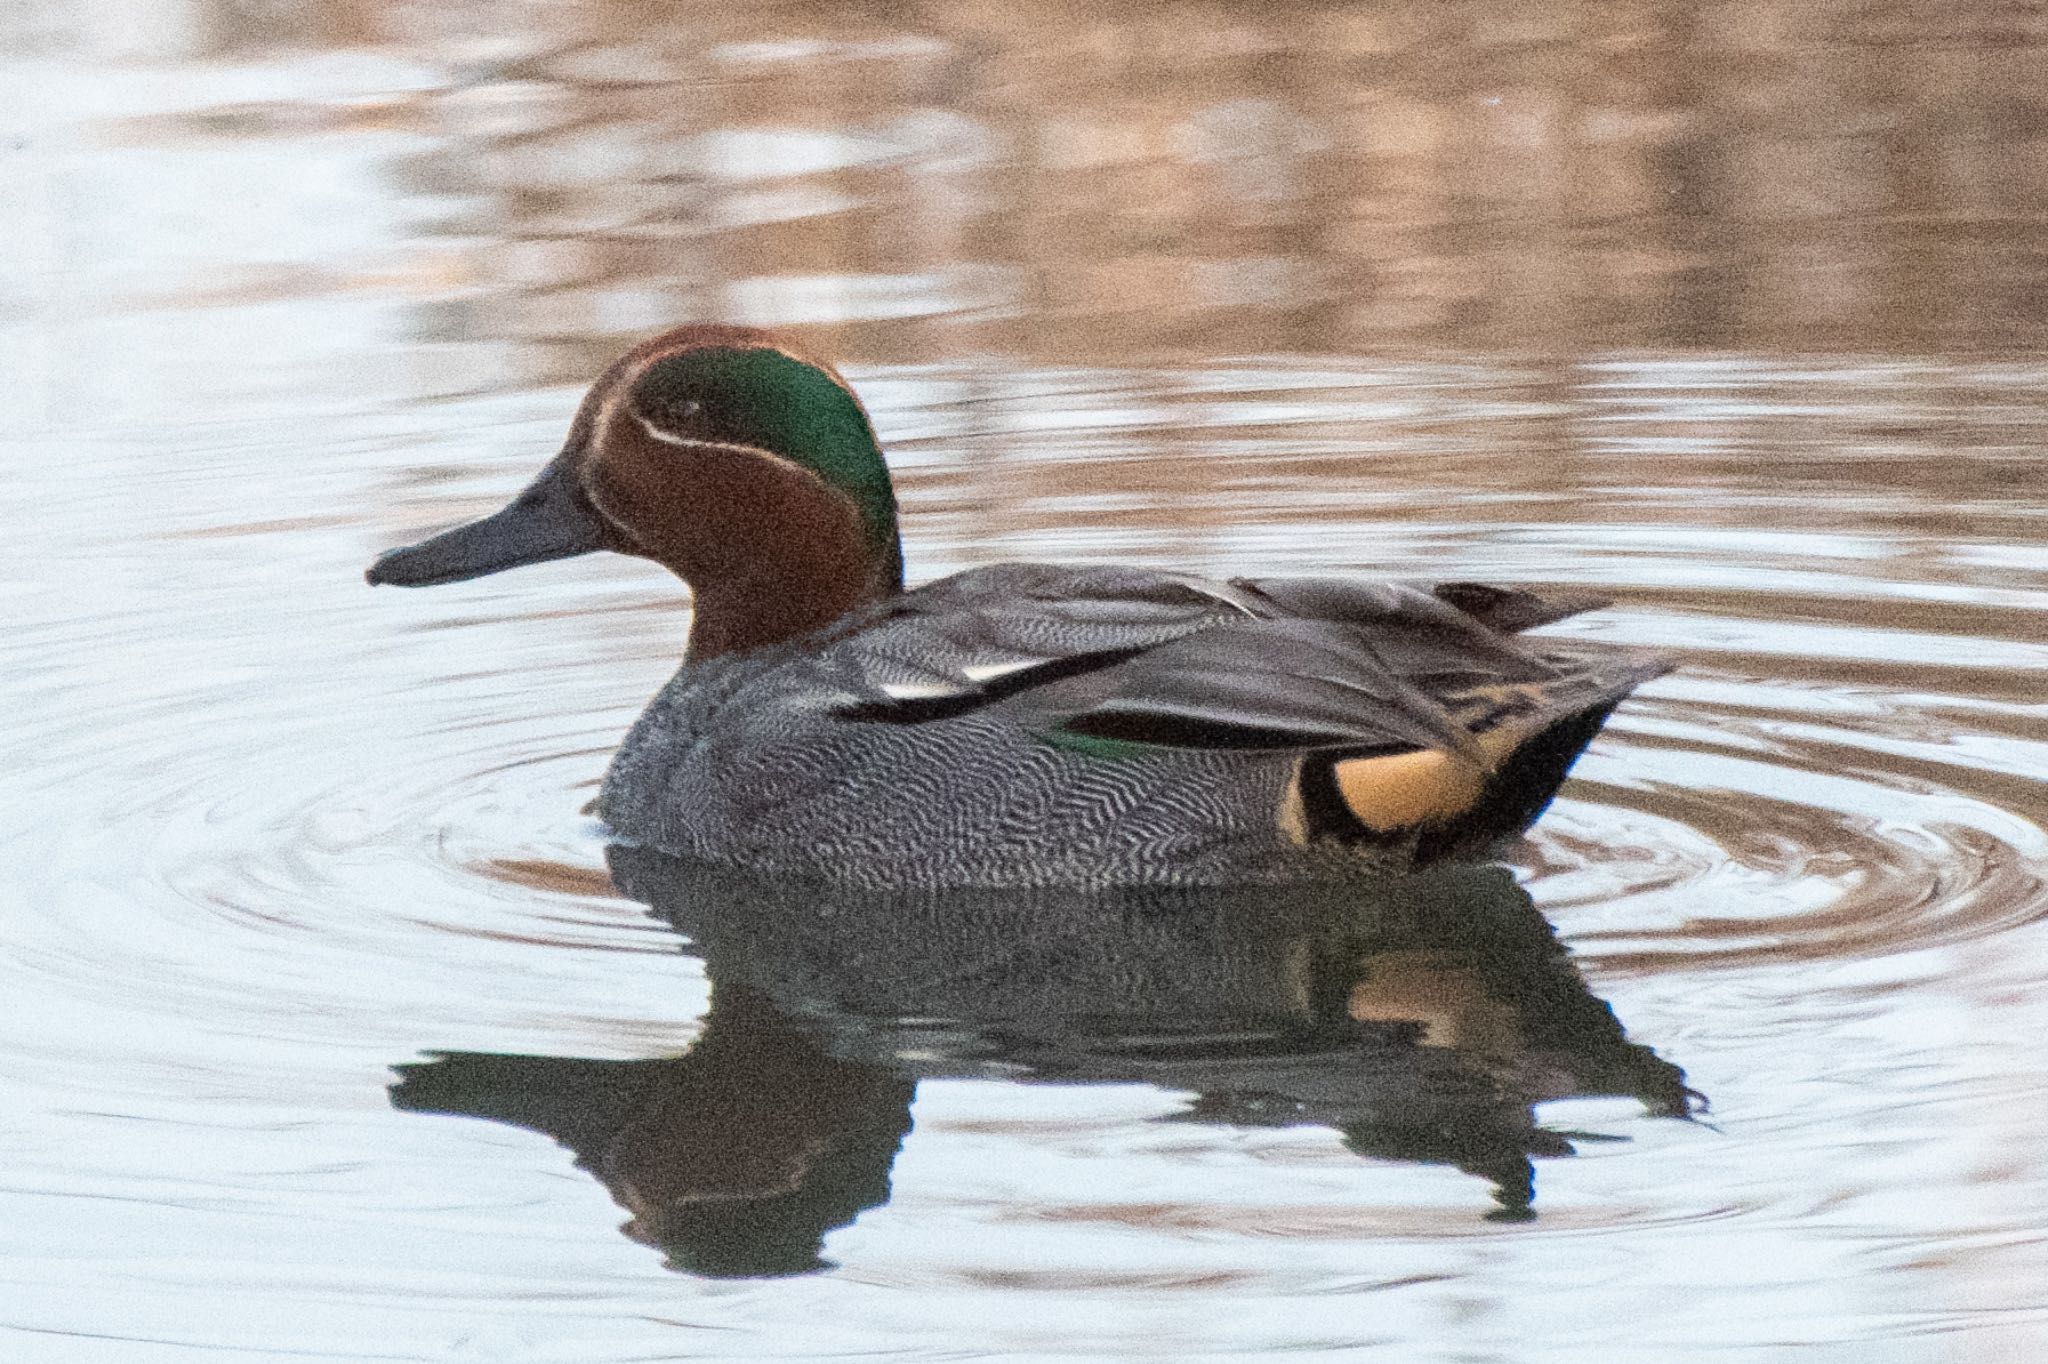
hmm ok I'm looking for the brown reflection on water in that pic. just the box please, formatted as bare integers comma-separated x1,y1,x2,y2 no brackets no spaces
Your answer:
8,1,2048,1357
49,0,2048,385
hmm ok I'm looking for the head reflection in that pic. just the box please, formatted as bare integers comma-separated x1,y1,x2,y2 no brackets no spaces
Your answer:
392,850,1693,1277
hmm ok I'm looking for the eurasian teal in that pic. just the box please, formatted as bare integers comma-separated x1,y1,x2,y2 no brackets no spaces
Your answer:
368,325,1666,888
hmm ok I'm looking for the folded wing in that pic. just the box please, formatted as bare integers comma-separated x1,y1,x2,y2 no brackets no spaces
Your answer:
826,565,1665,853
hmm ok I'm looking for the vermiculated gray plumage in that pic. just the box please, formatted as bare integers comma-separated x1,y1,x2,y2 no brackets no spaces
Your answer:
598,563,1666,888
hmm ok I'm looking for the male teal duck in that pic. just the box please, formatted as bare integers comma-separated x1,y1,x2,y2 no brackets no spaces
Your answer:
368,325,1666,889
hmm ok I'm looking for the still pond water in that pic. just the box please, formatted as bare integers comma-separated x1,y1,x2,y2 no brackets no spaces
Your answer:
7,4,2048,1361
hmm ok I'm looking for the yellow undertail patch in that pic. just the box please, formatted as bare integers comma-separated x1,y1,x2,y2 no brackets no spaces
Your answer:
1332,747,1487,832
1281,701,1574,841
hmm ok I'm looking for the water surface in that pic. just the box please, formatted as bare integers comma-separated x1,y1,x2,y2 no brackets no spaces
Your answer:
7,4,2048,1361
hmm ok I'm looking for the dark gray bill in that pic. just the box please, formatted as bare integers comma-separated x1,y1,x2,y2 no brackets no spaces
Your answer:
365,454,611,587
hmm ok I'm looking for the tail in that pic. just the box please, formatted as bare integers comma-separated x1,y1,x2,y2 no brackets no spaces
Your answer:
1294,653,1667,860
1409,694,1629,862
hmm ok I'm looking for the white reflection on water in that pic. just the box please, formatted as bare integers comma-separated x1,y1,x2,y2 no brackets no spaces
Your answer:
5,355,2048,1360
8,3,2048,1360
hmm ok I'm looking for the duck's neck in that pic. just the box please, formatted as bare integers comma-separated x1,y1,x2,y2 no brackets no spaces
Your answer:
685,554,898,662
629,444,901,665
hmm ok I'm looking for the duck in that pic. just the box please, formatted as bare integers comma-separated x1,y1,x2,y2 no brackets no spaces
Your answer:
367,324,1667,889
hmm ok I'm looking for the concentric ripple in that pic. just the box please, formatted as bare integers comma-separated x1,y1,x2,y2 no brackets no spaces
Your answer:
1530,663,2048,976
8,359,2048,1360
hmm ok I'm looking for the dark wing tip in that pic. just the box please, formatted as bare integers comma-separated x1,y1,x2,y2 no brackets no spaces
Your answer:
1431,583,1616,634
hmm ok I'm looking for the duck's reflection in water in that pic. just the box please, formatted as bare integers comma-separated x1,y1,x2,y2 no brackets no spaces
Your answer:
392,848,1695,1277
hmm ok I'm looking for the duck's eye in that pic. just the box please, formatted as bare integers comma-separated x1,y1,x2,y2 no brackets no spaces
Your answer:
650,395,702,429
630,392,708,446
644,396,702,426
626,356,714,433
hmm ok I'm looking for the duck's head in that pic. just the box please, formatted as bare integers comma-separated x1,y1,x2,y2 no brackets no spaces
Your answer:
367,324,903,659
